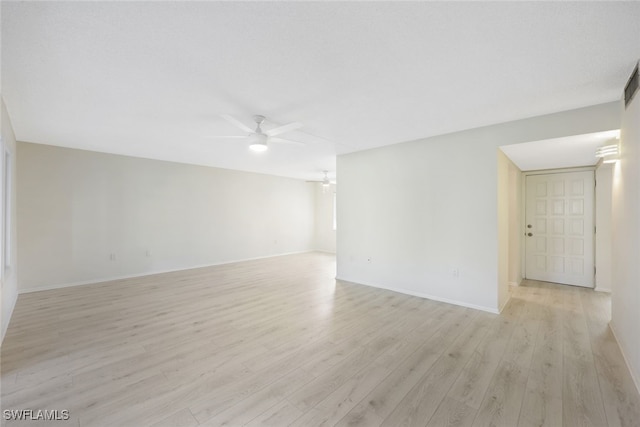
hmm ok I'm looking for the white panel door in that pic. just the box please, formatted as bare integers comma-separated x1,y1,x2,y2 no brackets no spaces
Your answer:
525,171,594,287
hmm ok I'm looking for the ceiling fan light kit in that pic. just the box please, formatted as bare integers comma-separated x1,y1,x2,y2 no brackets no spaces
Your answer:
248,132,268,152
322,170,330,187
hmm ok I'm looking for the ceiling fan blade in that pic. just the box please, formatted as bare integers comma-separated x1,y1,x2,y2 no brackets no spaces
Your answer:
266,122,303,136
270,137,305,145
206,135,246,139
306,180,337,184
221,115,254,133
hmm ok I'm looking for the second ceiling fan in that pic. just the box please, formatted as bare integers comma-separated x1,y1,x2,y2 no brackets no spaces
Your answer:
215,114,305,152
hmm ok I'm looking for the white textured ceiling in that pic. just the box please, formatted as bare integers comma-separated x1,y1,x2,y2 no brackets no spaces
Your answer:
500,130,620,172
2,2,640,181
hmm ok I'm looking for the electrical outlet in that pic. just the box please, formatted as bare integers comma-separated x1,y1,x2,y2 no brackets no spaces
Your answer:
452,268,459,278
145,250,151,257
367,257,372,263
109,253,116,261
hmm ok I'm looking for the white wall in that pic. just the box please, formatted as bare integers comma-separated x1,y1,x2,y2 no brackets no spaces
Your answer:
497,150,510,310
17,142,315,292
507,156,522,287
1,98,18,342
337,102,620,313
314,183,336,253
612,93,640,391
497,152,523,308
595,162,613,292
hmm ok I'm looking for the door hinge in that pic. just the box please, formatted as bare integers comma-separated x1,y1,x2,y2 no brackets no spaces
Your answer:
594,266,597,276
595,226,597,234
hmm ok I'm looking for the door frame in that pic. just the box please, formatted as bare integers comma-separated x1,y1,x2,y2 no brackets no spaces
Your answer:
520,166,596,285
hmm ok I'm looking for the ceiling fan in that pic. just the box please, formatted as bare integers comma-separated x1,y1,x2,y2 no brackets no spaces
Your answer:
307,170,336,189
213,114,305,152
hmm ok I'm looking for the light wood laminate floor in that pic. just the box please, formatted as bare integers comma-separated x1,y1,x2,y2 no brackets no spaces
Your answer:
1,252,639,426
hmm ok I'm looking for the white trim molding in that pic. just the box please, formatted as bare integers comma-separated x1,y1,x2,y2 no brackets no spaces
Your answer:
609,321,640,395
336,276,500,315
19,250,314,294
1,291,17,343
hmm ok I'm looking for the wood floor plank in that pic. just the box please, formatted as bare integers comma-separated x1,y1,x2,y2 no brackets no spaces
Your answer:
518,287,563,427
198,368,314,426
447,300,520,410
518,375,563,427
563,354,608,427
245,400,304,427
561,287,608,427
471,360,528,427
149,408,198,427
2,254,640,427
289,363,392,427
380,313,490,427
288,335,397,413
426,397,477,427
563,287,596,364
335,308,476,426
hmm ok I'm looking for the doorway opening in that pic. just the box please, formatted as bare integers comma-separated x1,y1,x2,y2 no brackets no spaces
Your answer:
499,129,618,292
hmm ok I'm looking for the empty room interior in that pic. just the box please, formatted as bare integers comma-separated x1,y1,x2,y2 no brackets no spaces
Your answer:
2,2,640,427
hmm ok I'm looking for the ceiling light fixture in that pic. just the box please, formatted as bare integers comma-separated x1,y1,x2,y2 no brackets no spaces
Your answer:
595,139,620,164
248,132,268,152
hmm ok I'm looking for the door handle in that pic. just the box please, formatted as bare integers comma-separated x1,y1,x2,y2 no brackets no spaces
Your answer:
527,233,533,237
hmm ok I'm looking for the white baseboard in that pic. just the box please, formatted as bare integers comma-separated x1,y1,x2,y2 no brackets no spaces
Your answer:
19,250,315,294
335,276,500,314
498,293,512,313
609,321,640,395
595,287,612,293
508,276,523,287
1,291,18,344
